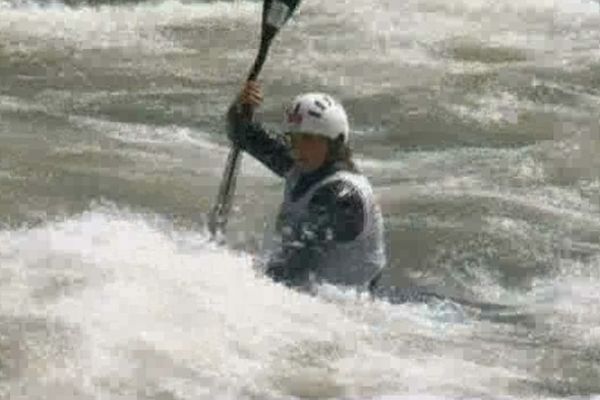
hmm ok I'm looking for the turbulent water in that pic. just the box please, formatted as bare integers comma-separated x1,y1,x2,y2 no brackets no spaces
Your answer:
1,0,600,398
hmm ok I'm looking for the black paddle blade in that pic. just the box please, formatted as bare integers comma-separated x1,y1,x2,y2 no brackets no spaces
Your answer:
262,0,302,30
248,0,302,81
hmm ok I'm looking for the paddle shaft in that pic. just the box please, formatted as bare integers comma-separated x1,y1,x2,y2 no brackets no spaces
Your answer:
209,1,298,238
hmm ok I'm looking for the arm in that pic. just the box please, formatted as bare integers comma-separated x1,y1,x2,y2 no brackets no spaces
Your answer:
226,89,294,177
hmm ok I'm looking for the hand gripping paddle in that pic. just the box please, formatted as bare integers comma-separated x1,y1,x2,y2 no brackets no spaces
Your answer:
208,0,302,240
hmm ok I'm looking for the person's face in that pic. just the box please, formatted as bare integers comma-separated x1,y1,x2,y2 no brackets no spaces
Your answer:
287,133,329,173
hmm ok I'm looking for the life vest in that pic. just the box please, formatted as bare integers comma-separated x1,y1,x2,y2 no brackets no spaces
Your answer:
268,167,386,289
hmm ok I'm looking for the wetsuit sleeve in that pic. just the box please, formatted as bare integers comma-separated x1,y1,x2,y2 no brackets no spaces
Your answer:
226,100,294,177
265,180,365,288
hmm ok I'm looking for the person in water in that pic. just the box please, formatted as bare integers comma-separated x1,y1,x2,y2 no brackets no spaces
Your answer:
227,80,386,292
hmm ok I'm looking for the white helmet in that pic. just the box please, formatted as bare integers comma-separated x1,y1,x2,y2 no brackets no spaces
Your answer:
283,93,350,143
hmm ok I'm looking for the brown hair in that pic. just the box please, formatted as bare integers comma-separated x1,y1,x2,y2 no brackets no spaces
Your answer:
327,135,359,172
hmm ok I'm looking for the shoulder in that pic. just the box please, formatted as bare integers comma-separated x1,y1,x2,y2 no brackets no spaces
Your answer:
311,178,364,211
309,177,366,242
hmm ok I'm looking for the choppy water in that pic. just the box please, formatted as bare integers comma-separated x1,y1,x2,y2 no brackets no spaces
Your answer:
1,0,600,398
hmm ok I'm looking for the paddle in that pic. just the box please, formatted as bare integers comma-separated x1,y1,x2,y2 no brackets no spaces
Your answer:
208,0,302,240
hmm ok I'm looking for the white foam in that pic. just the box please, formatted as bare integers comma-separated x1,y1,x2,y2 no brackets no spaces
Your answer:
70,115,217,148
529,256,600,347
0,95,47,114
444,87,594,127
0,0,259,54
276,0,600,98
0,204,528,399
364,144,600,218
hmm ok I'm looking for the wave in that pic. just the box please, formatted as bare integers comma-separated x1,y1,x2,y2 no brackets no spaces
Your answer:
0,204,505,398
1,201,599,397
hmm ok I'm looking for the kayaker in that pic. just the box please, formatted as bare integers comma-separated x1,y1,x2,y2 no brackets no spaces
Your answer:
226,80,386,292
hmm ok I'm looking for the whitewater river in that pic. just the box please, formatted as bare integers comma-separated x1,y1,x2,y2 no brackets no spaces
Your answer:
1,0,600,398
